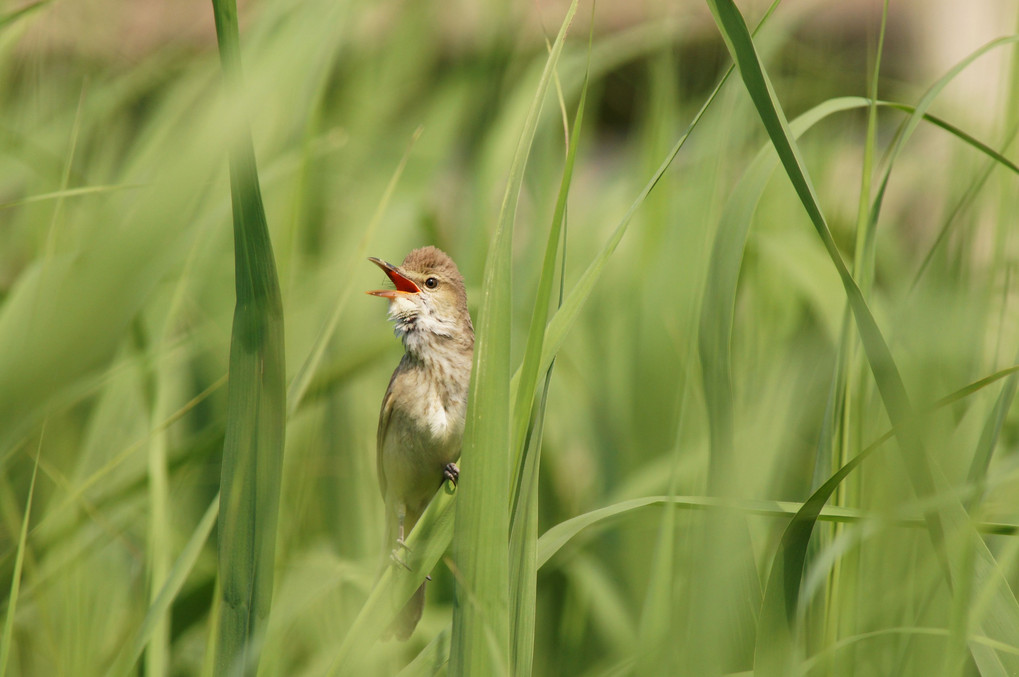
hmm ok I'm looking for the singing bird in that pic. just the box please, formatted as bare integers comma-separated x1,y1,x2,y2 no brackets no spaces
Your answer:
367,246,474,640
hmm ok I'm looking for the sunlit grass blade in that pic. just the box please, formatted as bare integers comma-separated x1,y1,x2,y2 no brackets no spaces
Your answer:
327,485,457,676
755,441,876,677
449,2,578,674
109,497,219,677
705,1,1019,672
210,0,288,674
0,436,42,677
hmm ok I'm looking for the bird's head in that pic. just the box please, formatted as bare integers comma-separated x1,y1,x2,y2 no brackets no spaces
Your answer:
367,246,473,352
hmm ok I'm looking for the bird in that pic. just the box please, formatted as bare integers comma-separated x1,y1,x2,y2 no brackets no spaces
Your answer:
366,246,474,640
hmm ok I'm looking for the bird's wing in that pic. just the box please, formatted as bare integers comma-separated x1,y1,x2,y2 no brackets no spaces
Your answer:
376,365,401,498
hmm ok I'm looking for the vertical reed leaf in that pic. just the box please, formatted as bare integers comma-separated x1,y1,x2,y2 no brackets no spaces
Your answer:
507,27,588,677
210,0,287,674
449,3,577,674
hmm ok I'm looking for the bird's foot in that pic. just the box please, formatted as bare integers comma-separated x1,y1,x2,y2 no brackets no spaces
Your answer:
390,538,412,571
443,462,460,486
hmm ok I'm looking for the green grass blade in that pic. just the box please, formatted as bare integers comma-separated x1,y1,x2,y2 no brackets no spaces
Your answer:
109,497,220,677
507,18,590,676
508,39,586,519
705,2,1019,672
0,0,51,32
0,436,42,677
396,628,451,677
698,95,866,489
754,445,875,677
510,1,781,407
449,3,578,675
210,0,288,674
909,123,1019,292
866,37,1019,242
967,362,1019,493
536,494,1019,573
328,484,457,676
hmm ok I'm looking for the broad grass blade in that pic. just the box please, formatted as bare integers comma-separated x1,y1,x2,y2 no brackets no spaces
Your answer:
210,0,288,674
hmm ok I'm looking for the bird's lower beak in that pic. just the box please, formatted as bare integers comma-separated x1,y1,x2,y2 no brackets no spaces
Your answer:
367,257,421,298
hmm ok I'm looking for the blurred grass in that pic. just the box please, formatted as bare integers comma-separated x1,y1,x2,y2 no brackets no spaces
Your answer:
1,1,1019,676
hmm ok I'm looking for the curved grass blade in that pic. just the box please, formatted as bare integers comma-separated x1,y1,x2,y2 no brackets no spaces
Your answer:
705,2,1019,673
698,95,867,489
535,493,1019,572
210,0,288,674
865,36,1019,255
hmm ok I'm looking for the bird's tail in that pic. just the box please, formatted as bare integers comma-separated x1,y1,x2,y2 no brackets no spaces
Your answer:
386,581,426,641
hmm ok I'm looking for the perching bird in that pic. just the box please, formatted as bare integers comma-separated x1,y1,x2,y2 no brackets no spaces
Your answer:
366,246,474,640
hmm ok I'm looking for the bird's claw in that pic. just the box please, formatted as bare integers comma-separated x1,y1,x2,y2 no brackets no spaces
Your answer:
390,548,412,571
443,462,460,486
390,536,413,570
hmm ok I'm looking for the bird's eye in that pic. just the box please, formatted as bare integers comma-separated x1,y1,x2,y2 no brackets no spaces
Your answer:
425,277,439,289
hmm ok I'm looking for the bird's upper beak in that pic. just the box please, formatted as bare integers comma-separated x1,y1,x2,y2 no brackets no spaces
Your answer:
367,257,421,298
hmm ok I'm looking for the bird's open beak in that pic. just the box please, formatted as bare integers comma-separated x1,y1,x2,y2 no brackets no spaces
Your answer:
367,257,421,298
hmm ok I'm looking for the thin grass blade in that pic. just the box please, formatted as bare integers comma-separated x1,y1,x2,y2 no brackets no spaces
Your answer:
449,3,578,675
509,1,783,407
0,436,42,677
109,497,220,677
328,484,457,676
507,21,589,677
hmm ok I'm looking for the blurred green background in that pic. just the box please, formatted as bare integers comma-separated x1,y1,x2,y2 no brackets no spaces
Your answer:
2,0,1019,675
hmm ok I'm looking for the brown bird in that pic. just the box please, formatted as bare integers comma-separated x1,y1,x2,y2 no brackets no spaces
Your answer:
367,246,474,640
